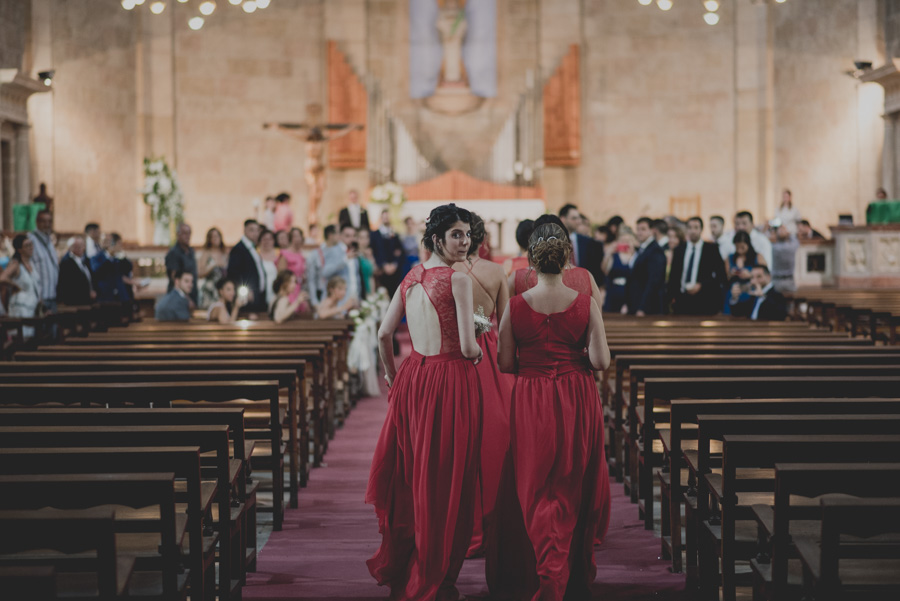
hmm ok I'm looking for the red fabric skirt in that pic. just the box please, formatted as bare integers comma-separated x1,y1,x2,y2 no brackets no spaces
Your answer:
366,350,482,601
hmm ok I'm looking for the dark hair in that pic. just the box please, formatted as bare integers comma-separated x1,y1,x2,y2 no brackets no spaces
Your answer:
651,219,668,235
710,215,725,225
323,225,337,239
534,214,568,235
275,192,291,203
275,229,290,248
558,203,578,219
637,216,653,228
173,269,192,281
36,209,52,220
732,230,758,263
340,223,356,234
753,264,771,276
736,210,754,224
244,219,259,228
205,227,225,250
527,222,570,275
258,228,275,245
515,219,534,251
215,278,236,314
11,234,28,261
606,215,624,229
84,223,99,234
273,269,296,295
326,275,346,293
110,233,122,245
422,203,472,253
688,216,704,229
800,219,811,227
467,212,485,257
289,227,305,244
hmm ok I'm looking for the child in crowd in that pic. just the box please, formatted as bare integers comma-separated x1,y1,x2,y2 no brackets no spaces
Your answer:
315,276,357,319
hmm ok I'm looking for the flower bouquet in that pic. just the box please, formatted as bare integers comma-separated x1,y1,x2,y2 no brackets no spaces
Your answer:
474,305,492,337
142,157,184,245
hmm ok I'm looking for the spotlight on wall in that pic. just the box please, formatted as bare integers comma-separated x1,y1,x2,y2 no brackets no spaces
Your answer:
149,1,166,14
38,70,55,86
188,15,205,29
638,0,653,5
657,0,673,10
703,0,719,11
703,11,719,24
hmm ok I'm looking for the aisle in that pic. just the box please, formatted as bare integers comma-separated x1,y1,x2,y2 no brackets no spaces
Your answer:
245,385,688,601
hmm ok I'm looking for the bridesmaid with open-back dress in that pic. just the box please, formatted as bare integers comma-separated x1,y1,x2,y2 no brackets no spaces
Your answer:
367,204,483,601
452,213,515,559
493,221,612,601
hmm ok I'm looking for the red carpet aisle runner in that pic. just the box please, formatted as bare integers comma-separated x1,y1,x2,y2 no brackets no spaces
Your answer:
245,338,688,600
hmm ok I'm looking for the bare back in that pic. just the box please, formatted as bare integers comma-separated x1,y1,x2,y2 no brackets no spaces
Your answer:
521,279,579,316
453,257,508,319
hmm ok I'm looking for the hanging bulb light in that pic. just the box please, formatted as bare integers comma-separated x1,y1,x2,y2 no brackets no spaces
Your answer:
177,0,189,3
188,15,205,29
638,0,652,5
256,0,270,7
703,11,719,24
703,0,719,11
242,1,257,12
657,0,673,10
228,0,241,4
199,0,216,14
122,0,137,9
150,1,166,13
134,0,146,5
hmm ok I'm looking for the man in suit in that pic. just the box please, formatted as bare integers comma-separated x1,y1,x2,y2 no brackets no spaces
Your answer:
226,219,267,313
559,203,605,287
57,236,96,307
623,216,667,316
155,270,193,321
338,189,370,231
667,216,726,315
164,223,198,306
652,219,670,251
730,265,788,321
370,209,405,297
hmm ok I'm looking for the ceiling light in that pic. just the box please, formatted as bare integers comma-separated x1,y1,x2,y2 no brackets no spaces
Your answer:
38,70,54,86
256,0,270,7
199,0,216,14
134,0,145,5
178,0,189,3
150,1,166,14
638,0,652,5
122,0,136,8
703,11,719,24
703,0,719,11
657,0,673,9
188,15,205,29
229,0,241,4
242,1,257,12
775,0,786,3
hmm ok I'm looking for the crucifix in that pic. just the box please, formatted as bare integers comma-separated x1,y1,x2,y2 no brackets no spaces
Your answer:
264,103,363,226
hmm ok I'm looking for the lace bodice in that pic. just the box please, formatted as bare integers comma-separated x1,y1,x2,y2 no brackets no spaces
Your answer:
400,264,461,354
514,266,592,297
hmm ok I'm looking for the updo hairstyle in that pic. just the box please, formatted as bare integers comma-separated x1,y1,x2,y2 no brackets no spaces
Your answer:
422,203,472,254
467,212,485,257
528,222,570,274
533,213,568,234
515,219,535,251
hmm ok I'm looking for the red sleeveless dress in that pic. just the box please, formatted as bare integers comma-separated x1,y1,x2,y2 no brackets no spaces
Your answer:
366,264,482,601
458,261,515,558
489,294,611,601
513,266,592,296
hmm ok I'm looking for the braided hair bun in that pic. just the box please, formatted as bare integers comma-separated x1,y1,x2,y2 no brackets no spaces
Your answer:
528,222,570,274
422,203,472,253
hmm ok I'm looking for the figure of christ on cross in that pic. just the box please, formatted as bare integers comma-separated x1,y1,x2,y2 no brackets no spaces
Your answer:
263,117,363,226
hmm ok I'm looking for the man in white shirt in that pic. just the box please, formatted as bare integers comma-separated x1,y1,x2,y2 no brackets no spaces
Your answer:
226,219,267,313
718,211,773,267
338,190,370,231
667,216,727,315
28,209,59,314
84,223,101,259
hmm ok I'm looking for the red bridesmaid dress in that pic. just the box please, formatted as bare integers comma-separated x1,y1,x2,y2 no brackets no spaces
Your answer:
513,266,592,296
492,293,611,601
366,264,482,601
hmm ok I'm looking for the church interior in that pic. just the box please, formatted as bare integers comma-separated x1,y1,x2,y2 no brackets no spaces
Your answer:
2,1,900,600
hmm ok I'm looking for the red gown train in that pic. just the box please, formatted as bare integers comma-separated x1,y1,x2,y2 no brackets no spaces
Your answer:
366,264,482,601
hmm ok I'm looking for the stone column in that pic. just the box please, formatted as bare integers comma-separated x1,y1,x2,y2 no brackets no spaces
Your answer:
883,114,896,197
15,124,31,205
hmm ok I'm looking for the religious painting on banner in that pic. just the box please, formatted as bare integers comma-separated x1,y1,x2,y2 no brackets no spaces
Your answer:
409,0,496,115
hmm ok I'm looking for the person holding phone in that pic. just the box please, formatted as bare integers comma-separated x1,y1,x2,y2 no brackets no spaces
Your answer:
207,278,248,323
601,227,636,313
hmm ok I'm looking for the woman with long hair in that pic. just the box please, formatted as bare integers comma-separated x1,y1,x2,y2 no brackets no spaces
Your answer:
503,219,534,276
492,221,611,601
725,230,766,314
367,203,482,601
0,235,41,338
198,227,228,309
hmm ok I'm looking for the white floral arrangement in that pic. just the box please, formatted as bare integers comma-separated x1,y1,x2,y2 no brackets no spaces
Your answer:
370,182,406,207
349,298,380,328
142,157,184,243
474,305,492,337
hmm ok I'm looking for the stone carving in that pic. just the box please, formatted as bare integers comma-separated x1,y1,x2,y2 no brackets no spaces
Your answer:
874,235,900,273
843,237,868,273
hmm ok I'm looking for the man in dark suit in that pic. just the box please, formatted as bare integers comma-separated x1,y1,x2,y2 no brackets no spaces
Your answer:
559,203,605,287
57,236,96,307
667,216,726,315
226,219,267,313
370,209,405,297
338,189,370,231
155,270,193,321
624,216,667,316
730,265,788,320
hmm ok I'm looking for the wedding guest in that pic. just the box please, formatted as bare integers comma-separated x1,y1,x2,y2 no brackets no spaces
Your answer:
774,189,801,234
652,219,670,251
401,216,420,274
315,275,357,320
709,215,728,256
798,219,826,240
28,209,59,314
84,223,101,259
730,265,788,321
492,221,610,601
257,228,280,309
559,203,604,287
452,212,515,558
367,204,481,601
155,270,193,321
604,215,624,247
725,230,766,313
197,227,228,309
503,219,534,276
357,228,376,297
275,229,290,249
277,227,311,316
770,224,799,293
593,225,608,244
227,219,267,313
576,213,591,237
339,189,370,230
0,235,41,338
602,227,636,313
667,217,726,315
273,192,294,232
0,233,12,270
57,236,96,306
258,196,276,231
876,187,889,200
207,278,246,323
719,210,773,266
271,270,310,323
165,223,198,306
339,224,363,304
307,225,335,305
308,223,321,246
370,209,405,296
91,234,119,303
622,217,667,316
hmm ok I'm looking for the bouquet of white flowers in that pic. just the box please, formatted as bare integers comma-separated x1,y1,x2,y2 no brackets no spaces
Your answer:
474,305,492,337
142,157,184,245
370,182,406,207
